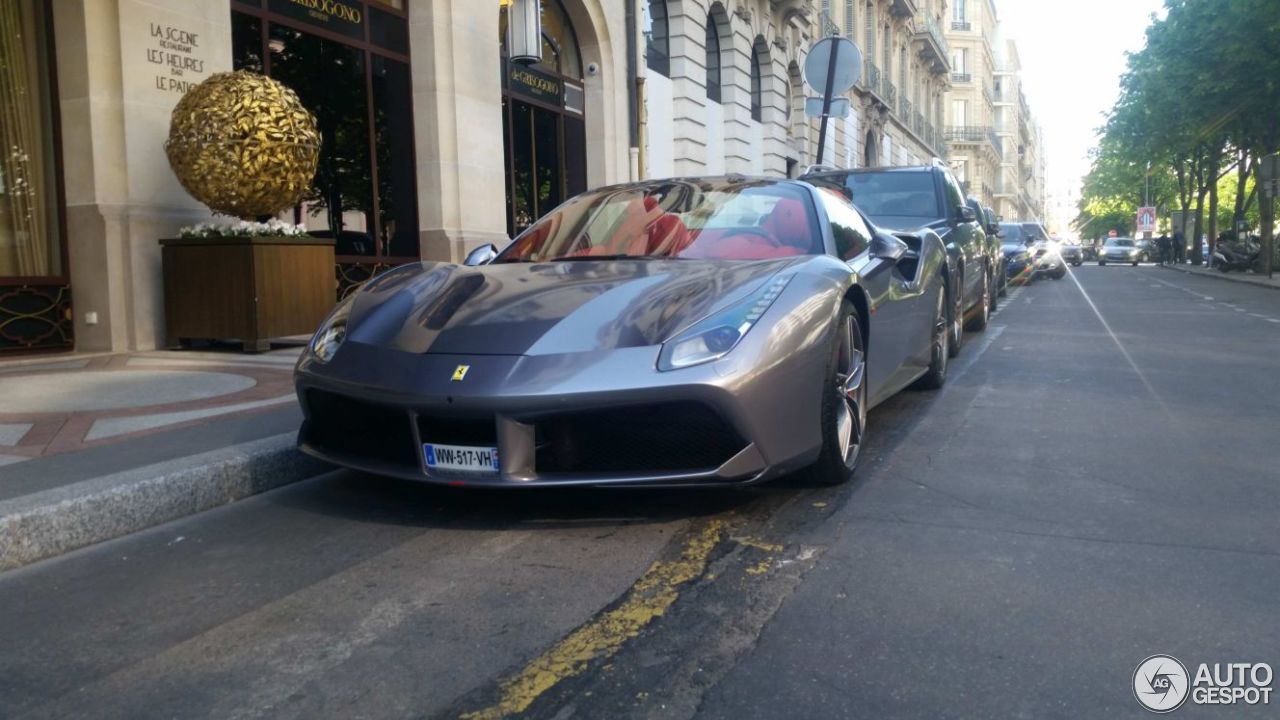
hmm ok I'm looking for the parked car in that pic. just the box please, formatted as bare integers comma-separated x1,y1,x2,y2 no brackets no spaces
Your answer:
802,164,992,356
999,223,1037,284
1135,237,1158,263
1031,240,1068,279
982,206,1009,297
1098,237,1141,266
295,177,952,488
1059,243,1083,266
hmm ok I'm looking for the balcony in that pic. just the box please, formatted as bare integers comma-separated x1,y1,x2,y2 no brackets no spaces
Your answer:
860,59,882,97
899,96,912,121
951,19,971,31
913,109,925,136
883,79,898,108
982,84,994,106
888,0,918,19
913,17,951,74
945,125,1003,159
951,72,972,83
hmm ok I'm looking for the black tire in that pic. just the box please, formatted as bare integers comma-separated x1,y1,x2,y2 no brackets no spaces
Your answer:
1053,268,1066,280
988,266,1000,312
1132,261,1139,266
966,268,990,331
947,271,963,359
1099,261,1106,266
912,283,949,391
803,301,867,486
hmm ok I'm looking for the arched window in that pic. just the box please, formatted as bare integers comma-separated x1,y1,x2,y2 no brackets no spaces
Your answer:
705,10,722,102
751,36,767,122
644,0,670,76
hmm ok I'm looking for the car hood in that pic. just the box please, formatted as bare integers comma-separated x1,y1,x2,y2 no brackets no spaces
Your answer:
341,257,801,356
1002,244,1030,256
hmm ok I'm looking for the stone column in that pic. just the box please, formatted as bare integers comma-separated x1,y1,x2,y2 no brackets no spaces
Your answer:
409,0,509,262
53,0,230,352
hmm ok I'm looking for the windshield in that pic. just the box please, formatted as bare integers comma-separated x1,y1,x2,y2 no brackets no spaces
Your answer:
1021,223,1049,242
840,172,940,220
999,223,1024,244
1105,238,1134,247
495,181,821,262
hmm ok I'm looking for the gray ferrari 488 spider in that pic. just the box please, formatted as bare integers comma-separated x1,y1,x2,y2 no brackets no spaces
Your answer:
294,177,952,487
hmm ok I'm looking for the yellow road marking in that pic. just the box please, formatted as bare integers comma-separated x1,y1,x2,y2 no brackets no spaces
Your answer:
745,557,773,575
734,536,783,553
460,519,726,720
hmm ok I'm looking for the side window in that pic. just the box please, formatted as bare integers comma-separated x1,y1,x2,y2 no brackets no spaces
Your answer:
941,171,965,219
818,189,872,260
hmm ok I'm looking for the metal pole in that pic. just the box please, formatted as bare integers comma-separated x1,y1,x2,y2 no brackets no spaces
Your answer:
814,42,841,167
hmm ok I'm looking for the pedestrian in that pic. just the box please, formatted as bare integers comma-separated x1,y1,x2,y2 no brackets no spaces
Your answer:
1157,234,1171,264
1172,230,1185,264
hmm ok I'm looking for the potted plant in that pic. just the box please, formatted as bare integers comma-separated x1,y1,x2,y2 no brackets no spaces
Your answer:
159,71,334,352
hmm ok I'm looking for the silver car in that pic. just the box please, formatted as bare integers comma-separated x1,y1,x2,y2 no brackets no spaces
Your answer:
295,178,952,488
1099,237,1141,266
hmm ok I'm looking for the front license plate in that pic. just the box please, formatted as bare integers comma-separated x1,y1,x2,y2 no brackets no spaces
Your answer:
423,443,500,473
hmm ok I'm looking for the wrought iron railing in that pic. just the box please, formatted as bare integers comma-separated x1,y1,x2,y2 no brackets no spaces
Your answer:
951,20,971,31
951,72,972,83
919,17,951,59
899,96,912,120
862,60,882,96
883,79,897,107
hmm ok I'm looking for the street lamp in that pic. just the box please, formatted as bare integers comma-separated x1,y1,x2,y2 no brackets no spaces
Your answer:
505,0,543,65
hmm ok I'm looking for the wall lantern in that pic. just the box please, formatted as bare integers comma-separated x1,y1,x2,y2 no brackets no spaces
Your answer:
505,0,543,65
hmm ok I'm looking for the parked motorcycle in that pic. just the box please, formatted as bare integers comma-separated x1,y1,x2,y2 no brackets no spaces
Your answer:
1211,233,1264,273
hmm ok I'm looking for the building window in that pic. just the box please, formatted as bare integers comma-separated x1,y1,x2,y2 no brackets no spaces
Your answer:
953,0,967,22
844,0,855,39
232,2,418,272
952,99,968,126
952,48,968,74
863,3,876,62
705,10,722,102
0,1,63,279
644,0,670,77
751,36,767,122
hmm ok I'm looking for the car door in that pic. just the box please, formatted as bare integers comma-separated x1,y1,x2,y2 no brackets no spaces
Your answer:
818,191,924,405
941,171,982,307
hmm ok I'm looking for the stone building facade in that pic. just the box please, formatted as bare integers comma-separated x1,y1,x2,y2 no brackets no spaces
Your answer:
942,0,1044,221
2,0,971,355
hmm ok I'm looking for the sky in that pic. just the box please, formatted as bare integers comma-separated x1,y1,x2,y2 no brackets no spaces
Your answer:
995,0,1167,199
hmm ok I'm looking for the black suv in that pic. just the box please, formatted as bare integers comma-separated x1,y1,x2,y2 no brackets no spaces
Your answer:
803,165,992,356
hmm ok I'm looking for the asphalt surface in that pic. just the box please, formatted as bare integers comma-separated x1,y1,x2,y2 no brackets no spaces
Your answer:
2,265,1277,719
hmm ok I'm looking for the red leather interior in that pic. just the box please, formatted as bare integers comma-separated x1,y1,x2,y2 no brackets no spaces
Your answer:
759,198,814,253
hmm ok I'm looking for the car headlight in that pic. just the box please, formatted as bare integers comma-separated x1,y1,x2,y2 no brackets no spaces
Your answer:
658,274,793,371
308,295,356,363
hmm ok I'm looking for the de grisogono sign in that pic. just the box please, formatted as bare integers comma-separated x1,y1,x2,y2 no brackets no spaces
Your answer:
268,0,365,40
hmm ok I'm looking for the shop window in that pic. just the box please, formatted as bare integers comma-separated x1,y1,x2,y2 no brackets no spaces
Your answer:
0,1,63,279
231,4,418,268
645,0,670,76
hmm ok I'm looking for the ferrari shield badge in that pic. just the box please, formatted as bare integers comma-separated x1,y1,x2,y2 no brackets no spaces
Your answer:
451,365,470,382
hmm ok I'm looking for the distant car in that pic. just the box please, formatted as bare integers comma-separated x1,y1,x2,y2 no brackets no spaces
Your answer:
802,164,992,355
1135,237,1157,262
1031,240,1067,279
1099,237,1141,266
981,206,1008,297
1059,243,1083,266
999,222,1036,284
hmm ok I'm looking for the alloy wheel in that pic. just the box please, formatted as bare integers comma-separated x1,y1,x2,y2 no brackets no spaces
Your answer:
833,315,867,467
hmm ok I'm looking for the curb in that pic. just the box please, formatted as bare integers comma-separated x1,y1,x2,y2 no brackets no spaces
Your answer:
0,433,329,572
1157,263,1280,291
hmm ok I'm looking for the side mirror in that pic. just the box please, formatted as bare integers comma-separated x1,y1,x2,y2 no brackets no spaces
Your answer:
957,206,978,223
464,243,498,266
869,233,909,262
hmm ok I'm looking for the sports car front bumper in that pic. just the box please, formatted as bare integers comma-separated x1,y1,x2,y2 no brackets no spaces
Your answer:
294,335,828,487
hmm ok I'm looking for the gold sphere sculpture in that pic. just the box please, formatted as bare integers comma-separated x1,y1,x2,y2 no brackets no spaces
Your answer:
165,71,321,219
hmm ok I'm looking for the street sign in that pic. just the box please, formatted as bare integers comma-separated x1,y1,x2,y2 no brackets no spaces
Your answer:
804,37,862,167
805,97,850,118
1136,206,1157,233
803,37,861,95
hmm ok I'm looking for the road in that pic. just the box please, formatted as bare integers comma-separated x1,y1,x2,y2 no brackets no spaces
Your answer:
2,265,1278,719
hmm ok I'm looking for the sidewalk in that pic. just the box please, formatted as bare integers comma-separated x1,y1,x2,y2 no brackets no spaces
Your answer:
0,345,329,570
1158,261,1280,290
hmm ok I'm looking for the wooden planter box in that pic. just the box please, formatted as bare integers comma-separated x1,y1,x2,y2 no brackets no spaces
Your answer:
160,235,336,352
